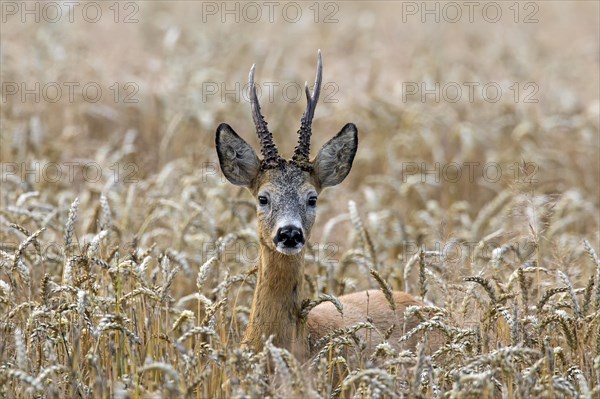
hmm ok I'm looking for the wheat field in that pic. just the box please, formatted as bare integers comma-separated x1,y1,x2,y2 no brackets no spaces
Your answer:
1,1,599,398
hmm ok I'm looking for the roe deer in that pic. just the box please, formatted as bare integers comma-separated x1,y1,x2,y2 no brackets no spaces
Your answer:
216,51,427,361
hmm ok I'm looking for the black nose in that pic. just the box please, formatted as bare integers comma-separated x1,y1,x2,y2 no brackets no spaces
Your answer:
275,225,305,248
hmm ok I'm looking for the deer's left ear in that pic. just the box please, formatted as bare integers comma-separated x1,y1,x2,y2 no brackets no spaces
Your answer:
216,123,261,187
312,123,358,188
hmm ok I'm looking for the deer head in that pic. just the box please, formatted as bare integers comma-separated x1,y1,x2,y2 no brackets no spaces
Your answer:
216,51,358,255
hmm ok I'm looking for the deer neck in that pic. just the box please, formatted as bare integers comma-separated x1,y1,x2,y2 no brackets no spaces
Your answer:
244,244,308,358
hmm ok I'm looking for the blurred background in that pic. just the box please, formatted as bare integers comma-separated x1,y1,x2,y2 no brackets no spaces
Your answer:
1,0,598,279
2,1,598,253
2,0,599,286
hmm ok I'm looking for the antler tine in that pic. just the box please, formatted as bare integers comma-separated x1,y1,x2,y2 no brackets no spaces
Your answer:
292,50,322,167
249,64,280,168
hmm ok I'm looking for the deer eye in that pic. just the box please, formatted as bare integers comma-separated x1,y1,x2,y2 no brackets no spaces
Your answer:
258,196,269,206
307,196,317,207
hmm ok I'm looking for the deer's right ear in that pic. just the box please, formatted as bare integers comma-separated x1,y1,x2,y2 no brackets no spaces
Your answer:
216,123,261,187
312,123,358,188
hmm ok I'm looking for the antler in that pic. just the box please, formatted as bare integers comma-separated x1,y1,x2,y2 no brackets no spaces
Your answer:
249,64,281,169
291,50,323,169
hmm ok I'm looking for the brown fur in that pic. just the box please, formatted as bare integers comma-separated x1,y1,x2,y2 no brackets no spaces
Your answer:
242,243,430,361
242,246,309,359
307,290,425,353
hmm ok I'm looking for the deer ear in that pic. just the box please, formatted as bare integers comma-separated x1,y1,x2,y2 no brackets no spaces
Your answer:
216,123,260,187
312,123,358,188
